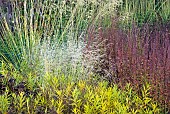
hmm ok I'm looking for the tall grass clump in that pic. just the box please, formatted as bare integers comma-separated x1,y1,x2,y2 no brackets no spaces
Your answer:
118,0,170,28
84,20,170,112
0,0,122,75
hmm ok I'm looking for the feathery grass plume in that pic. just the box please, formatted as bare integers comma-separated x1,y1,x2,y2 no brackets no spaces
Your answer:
35,33,88,80
0,0,122,75
83,19,121,83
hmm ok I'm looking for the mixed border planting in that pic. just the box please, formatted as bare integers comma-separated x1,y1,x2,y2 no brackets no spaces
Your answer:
0,0,170,113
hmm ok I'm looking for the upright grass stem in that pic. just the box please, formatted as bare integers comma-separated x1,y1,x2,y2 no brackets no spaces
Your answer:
0,0,121,75
118,0,170,28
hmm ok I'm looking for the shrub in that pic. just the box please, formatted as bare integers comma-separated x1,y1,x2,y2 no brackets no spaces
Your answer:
0,65,162,113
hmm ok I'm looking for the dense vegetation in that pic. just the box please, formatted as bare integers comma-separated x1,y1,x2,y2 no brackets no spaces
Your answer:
0,0,170,113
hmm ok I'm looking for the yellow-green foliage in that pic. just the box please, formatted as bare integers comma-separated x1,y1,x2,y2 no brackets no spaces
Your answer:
0,90,10,114
0,69,162,114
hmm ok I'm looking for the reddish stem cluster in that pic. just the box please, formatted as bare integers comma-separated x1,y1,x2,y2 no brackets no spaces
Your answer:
84,20,170,109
